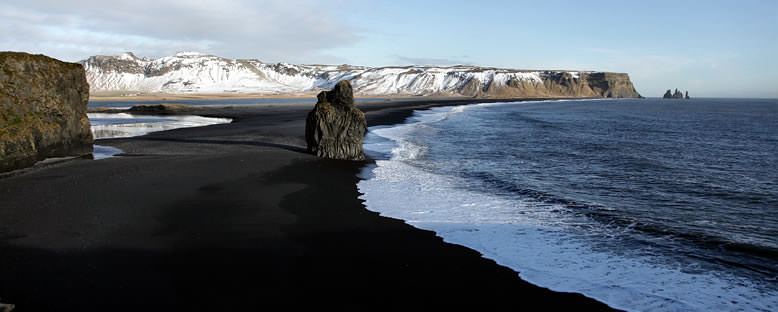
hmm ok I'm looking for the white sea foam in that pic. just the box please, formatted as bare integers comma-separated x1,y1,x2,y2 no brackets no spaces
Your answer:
357,102,778,312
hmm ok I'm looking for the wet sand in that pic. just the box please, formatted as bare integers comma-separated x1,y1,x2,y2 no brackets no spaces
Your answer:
0,99,618,310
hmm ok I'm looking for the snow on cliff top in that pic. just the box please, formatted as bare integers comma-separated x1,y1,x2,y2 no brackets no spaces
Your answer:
84,52,605,95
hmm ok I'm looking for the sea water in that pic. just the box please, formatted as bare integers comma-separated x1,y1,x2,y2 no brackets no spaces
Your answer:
357,98,778,311
87,112,232,158
88,113,232,139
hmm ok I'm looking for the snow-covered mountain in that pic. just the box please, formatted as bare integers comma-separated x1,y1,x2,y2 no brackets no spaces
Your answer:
82,52,641,98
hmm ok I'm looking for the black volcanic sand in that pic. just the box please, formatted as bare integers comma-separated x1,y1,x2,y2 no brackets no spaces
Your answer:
0,98,617,311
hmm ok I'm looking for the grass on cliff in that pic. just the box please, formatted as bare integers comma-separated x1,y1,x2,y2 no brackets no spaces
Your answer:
0,109,50,140
0,108,21,138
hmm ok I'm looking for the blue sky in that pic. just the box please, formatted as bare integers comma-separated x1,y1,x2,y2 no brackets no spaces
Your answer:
2,0,776,97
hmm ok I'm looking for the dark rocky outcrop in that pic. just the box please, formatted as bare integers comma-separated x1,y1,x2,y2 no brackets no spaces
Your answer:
0,52,93,173
663,88,688,99
127,103,191,114
305,80,366,160
582,72,642,98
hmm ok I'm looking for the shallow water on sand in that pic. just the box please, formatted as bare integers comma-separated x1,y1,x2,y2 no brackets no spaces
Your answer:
88,113,232,139
87,108,232,160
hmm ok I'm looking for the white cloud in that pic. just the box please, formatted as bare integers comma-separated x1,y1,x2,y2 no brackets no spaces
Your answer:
393,55,472,66
0,0,360,63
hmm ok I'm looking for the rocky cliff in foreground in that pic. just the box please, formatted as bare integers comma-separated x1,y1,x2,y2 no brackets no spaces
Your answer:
83,52,641,98
1,52,93,173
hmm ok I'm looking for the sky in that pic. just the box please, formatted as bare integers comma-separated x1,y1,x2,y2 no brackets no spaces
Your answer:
1,0,776,98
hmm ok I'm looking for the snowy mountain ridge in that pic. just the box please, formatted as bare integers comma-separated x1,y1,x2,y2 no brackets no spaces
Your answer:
83,52,641,98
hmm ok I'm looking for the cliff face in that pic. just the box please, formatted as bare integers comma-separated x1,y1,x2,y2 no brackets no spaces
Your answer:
470,72,640,98
0,52,93,173
83,52,642,98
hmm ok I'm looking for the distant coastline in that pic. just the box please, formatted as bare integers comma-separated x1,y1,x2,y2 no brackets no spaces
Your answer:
87,91,470,102
83,52,642,99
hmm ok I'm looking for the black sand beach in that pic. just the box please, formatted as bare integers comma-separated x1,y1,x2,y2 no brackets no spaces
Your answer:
0,99,617,310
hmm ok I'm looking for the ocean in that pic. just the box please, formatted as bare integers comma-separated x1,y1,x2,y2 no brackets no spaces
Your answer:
357,98,778,311
88,112,232,140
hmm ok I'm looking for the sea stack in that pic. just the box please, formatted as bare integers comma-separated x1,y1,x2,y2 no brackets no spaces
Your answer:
663,88,688,99
0,52,93,173
305,80,366,161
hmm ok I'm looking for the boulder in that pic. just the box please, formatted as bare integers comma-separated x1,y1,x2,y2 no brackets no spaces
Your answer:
0,52,93,173
305,80,366,160
0,301,14,312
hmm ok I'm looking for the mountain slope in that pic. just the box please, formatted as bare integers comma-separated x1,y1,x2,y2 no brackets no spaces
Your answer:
83,52,641,98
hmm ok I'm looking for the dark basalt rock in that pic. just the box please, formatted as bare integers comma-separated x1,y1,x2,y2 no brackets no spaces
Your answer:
673,89,683,98
663,88,689,99
127,103,191,114
0,52,93,173
305,80,366,161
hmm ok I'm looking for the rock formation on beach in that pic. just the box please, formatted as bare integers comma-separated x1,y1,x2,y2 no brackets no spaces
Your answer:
0,52,93,173
663,88,689,99
305,80,366,161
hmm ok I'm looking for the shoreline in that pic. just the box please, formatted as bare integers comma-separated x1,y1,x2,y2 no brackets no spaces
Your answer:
0,97,619,310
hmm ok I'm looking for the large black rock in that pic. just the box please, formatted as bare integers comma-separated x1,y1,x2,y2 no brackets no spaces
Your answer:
305,80,366,160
